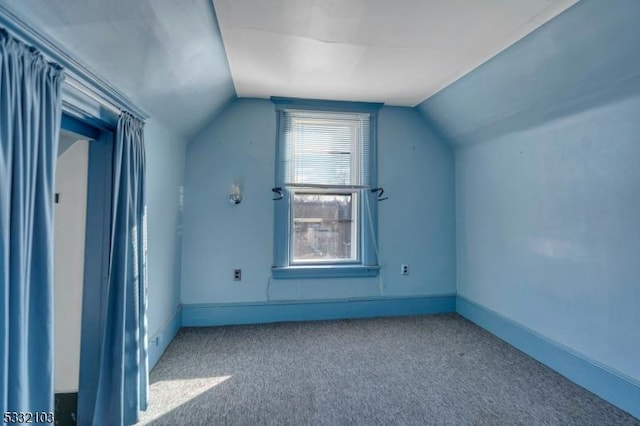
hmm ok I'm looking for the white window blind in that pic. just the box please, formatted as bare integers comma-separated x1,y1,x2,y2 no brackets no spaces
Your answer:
281,110,372,188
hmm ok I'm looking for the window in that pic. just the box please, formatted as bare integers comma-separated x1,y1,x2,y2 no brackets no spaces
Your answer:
272,98,381,278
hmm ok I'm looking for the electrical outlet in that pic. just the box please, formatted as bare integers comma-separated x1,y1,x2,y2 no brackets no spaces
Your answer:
233,269,242,281
401,264,409,275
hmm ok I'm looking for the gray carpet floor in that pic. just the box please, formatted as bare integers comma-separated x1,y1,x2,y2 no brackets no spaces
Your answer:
137,314,639,425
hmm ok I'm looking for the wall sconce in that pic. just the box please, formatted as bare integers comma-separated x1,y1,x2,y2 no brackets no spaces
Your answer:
229,183,242,205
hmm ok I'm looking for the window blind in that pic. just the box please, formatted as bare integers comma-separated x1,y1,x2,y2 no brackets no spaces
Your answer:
280,110,371,187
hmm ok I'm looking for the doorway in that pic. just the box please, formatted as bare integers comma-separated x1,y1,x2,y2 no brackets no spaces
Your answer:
54,113,114,425
53,132,90,425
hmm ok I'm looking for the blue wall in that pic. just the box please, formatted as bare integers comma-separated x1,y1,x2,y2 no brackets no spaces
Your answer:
419,0,640,385
145,119,185,358
181,99,455,308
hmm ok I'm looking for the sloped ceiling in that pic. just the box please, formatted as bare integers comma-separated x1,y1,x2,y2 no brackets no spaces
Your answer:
417,0,640,149
3,0,583,140
3,0,236,139
214,0,578,106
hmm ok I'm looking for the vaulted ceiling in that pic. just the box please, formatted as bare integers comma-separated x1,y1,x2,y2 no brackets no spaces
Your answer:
3,0,578,139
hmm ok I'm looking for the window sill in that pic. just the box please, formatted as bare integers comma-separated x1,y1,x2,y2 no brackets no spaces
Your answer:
272,265,380,279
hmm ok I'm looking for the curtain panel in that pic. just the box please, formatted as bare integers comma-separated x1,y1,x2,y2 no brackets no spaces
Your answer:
0,28,64,416
92,112,148,426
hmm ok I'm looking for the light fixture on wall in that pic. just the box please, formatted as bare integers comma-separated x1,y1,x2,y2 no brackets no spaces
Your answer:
229,183,242,205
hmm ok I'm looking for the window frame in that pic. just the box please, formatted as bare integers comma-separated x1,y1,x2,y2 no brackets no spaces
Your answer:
271,97,382,279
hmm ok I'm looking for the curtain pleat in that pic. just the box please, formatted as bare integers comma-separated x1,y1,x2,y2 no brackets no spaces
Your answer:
0,28,64,417
92,112,147,426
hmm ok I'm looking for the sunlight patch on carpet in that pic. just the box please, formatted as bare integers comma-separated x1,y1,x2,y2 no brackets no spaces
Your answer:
137,375,232,424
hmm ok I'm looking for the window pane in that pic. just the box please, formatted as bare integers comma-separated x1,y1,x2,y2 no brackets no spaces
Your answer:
292,193,357,262
291,118,356,186
282,110,370,187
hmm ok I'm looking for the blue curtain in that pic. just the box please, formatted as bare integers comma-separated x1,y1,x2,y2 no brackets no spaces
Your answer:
92,112,148,425
0,29,63,417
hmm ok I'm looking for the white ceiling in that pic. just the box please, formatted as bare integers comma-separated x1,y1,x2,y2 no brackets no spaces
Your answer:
213,0,579,106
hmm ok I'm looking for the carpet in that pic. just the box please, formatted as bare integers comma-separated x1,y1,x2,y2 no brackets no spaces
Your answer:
137,313,639,425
